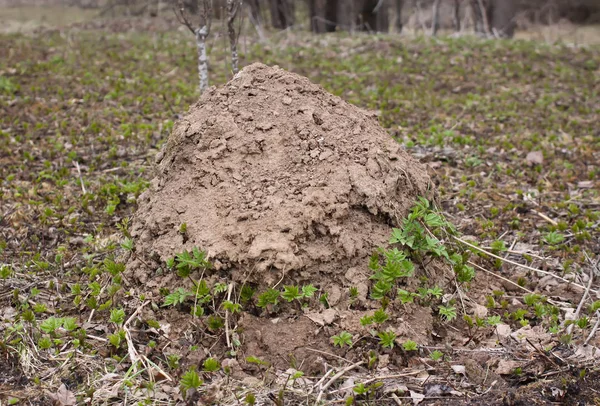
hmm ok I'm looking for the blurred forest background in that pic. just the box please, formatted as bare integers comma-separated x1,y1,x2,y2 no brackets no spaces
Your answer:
1,0,600,45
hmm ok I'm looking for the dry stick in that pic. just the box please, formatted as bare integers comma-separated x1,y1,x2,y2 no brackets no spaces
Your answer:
305,347,352,364
525,338,561,369
123,301,150,373
225,282,234,348
315,361,364,405
141,354,173,382
73,161,86,194
532,209,558,226
584,310,600,346
310,369,334,395
566,267,593,335
468,261,534,294
452,235,597,295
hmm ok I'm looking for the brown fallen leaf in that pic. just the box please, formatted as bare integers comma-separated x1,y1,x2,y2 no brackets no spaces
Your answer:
525,151,543,165
49,384,76,406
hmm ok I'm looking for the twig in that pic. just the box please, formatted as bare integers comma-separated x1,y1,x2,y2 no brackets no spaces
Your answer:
532,209,558,226
122,301,150,374
584,310,600,346
73,161,86,194
315,361,364,404
468,261,533,294
141,354,173,382
525,338,560,369
305,347,353,364
124,300,150,327
567,266,593,335
453,236,596,295
225,282,234,348
310,369,334,395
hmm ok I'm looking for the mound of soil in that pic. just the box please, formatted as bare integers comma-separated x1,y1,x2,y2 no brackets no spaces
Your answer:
127,63,434,367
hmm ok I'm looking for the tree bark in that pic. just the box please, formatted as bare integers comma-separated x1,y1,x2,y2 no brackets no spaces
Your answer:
195,25,210,93
226,0,240,75
452,0,461,31
270,0,294,29
431,0,441,35
394,0,403,33
490,0,516,37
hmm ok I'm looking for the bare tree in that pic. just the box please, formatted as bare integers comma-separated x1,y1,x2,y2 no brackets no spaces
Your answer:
174,0,213,94
394,0,403,33
226,0,242,75
452,0,461,31
269,0,294,29
431,0,441,35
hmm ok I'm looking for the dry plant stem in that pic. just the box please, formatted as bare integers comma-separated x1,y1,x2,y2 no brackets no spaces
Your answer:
122,301,150,373
141,354,173,382
225,282,233,348
305,347,352,364
453,236,596,295
584,310,600,345
567,267,593,335
310,369,334,395
532,209,558,226
328,370,424,394
315,361,364,404
73,160,86,194
468,260,534,294
226,0,240,75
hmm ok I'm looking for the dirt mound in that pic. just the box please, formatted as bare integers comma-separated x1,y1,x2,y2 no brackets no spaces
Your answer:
129,63,430,286
126,63,433,367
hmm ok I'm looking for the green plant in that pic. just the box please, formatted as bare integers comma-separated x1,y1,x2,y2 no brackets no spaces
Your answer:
257,288,280,308
403,340,418,351
373,309,389,324
430,350,443,360
543,231,565,245
438,305,457,322
180,367,203,395
110,308,126,325
332,331,353,347
174,247,211,277
378,331,397,349
203,357,220,372
282,285,302,302
163,288,191,307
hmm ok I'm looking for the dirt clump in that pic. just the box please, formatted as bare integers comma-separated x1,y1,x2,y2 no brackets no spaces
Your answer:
126,63,433,366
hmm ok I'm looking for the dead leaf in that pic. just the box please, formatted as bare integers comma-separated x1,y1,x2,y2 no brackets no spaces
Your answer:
451,365,466,375
410,390,425,405
305,308,336,326
495,359,523,375
525,151,543,165
577,180,594,189
49,384,76,406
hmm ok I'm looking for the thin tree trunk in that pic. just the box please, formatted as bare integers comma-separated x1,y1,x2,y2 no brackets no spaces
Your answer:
227,0,240,75
431,0,441,35
453,0,460,31
394,0,403,33
196,26,210,93
476,0,490,35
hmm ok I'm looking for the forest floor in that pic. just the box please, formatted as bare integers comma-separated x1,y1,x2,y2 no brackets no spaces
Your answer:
1,13,600,405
